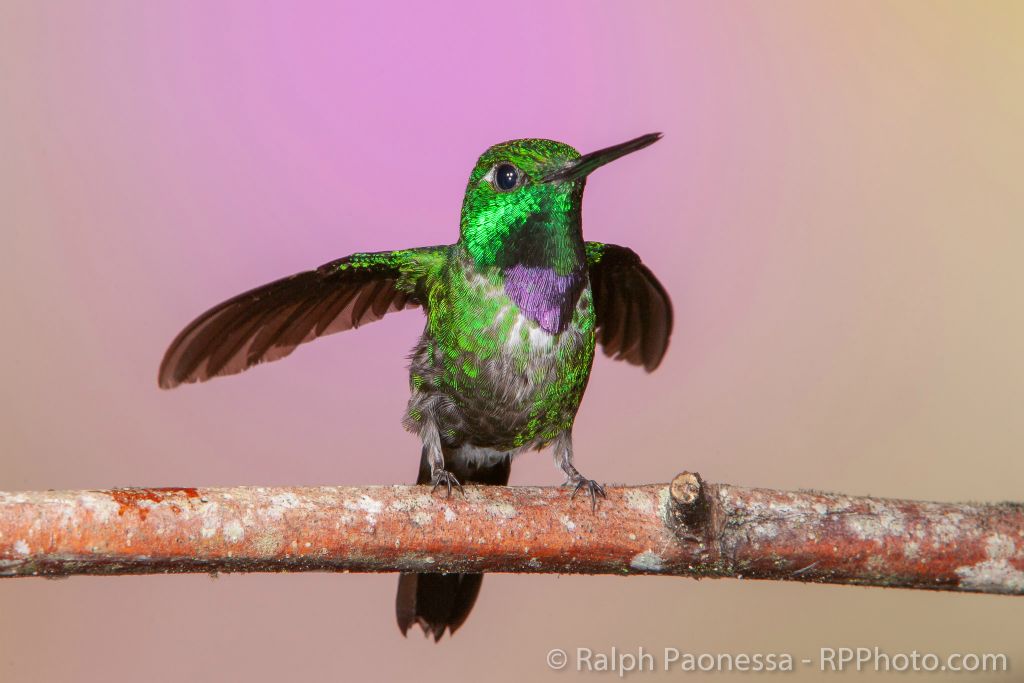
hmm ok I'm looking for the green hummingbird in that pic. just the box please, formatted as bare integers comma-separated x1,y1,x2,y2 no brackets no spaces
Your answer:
158,132,673,640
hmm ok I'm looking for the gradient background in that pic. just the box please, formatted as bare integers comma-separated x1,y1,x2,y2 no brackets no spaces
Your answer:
2,1,1022,681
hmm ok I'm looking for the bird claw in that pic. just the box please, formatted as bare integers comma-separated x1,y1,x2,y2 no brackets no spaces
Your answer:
430,469,464,498
567,477,606,512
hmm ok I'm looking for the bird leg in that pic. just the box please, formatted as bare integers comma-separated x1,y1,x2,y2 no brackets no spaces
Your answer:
553,431,606,511
421,418,463,497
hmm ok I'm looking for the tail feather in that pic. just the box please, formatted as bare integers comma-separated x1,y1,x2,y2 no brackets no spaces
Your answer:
396,572,484,641
396,446,511,641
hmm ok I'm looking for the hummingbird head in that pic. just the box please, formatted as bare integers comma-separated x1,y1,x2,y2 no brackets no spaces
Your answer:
459,133,662,270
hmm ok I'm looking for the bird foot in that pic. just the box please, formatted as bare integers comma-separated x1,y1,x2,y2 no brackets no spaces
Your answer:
565,476,606,512
430,469,464,498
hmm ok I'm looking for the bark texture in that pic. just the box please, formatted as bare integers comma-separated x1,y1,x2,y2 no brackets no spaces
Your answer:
0,474,1021,595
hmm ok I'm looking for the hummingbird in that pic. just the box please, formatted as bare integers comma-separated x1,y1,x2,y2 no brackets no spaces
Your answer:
158,132,673,641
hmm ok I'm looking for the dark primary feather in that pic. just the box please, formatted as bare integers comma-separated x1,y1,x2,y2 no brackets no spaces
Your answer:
586,243,673,371
158,250,429,388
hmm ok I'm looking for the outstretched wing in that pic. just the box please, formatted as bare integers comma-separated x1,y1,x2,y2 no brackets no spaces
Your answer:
586,242,673,371
158,247,443,388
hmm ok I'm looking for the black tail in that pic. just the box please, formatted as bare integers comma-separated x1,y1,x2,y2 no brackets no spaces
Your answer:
396,447,511,641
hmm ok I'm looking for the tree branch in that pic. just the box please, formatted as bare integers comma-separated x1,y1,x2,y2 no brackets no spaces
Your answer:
1,473,1022,594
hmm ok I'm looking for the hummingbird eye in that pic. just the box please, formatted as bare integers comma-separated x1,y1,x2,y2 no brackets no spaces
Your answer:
492,163,521,192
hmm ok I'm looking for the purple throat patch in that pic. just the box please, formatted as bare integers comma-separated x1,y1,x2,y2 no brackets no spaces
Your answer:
503,264,584,335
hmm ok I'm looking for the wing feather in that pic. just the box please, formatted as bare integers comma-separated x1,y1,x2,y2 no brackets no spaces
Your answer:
587,243,673,371
158,247,441,388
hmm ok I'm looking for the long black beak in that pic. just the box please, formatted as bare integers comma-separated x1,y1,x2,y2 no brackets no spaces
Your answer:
542,132,662,183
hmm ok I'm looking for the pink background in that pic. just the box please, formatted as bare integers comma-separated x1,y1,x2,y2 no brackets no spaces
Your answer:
2,1,1022,680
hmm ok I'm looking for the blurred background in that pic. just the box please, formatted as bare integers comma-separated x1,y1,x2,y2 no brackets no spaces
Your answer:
2,1,1022,680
